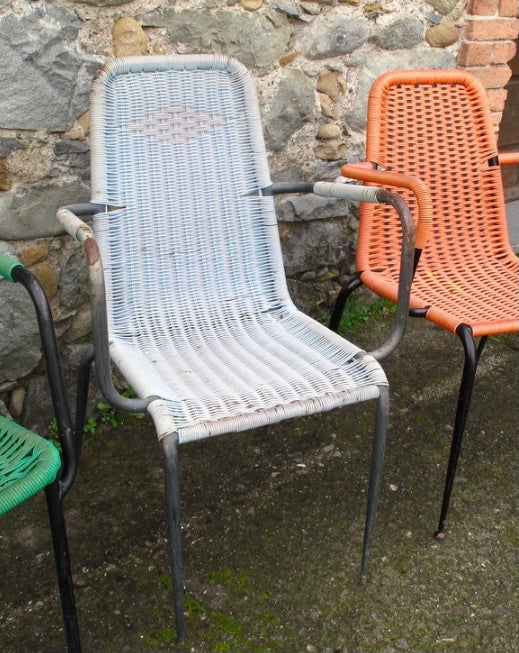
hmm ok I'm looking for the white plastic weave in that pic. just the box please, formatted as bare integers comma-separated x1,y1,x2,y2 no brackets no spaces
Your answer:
90,55,388,443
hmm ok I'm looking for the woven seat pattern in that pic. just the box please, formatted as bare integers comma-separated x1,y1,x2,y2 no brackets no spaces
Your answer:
354,69,518,337
0,416,60,514
91,56,387,443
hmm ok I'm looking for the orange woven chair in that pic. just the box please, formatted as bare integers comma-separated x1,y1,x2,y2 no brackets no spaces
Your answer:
330,69,519,539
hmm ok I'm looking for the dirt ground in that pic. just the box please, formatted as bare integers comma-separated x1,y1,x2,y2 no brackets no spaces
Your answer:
0,317,517,653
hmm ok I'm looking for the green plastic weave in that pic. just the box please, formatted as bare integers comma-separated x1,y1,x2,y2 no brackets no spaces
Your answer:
0,415,61,515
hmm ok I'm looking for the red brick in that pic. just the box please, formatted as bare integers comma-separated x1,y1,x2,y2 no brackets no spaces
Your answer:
491,110,503,129
491,40,517,63
458,41,494,65
486,87,508,111
465,17,519,40
468,64,513,88
469,0,499,15
500,0,519,18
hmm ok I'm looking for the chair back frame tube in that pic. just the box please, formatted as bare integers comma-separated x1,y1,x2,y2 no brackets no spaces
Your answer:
1,259,82,652
11,265,78,497
57,206,155,415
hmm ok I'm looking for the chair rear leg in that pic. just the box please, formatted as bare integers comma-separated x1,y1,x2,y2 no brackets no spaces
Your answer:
75,345,94,454
434,326,484,540
361,384,389,581
329,273,363,333
45,481,81,653
161,433,185,643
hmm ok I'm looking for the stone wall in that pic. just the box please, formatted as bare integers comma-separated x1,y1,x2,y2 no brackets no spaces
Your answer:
0,0,517,425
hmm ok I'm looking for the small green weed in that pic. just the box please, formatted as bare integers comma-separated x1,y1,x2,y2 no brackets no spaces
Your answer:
209,567,251,596
84,417,97,434
184,594,205,615
94,388,145,430
139,627,177,648
157,571,173,593
48,417,58,435
47,387,145,437
320,294,396,334
46,418,62,451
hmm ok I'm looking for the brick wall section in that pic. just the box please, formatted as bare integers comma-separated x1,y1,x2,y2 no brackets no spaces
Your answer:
459,0,519,129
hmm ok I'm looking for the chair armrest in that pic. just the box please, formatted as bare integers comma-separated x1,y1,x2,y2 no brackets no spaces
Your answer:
56,207,155,415
0,253,78,496
341,162,433,252
312,182,415,361
498,151,519,166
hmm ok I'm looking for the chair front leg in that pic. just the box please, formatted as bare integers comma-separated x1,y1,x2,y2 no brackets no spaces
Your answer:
434,325,482,540
361,384,389,581
45,480,81,653
161,432,185,643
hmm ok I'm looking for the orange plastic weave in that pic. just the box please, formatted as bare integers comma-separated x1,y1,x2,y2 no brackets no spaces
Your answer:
343,69,519,337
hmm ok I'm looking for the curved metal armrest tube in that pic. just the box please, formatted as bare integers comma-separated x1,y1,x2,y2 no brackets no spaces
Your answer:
313,183,415,361
366,189,415,361
340,163,432,251
56,206,154,415
263,182,315,195
499,151,519,166
313,180,380,203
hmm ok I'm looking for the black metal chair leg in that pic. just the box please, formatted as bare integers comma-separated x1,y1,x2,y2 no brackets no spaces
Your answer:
361,384,389,581
329,273,363,332
45,481,81,653
75,345,95,456
434,325,481,540
161,433,185,643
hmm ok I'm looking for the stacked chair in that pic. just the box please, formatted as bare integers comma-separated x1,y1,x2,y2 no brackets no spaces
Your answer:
330,69,519,540
56,55,415,641
0,254,81,652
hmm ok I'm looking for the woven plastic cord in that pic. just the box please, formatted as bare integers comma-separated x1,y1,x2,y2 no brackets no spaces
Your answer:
89,55,388,443
0,416,61,515
349,69,518,337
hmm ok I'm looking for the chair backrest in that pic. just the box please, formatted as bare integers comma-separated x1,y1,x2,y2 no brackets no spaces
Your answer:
356,69,514,278
89,55,291,339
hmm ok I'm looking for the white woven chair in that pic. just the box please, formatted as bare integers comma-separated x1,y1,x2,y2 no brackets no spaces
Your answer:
57,55,415,642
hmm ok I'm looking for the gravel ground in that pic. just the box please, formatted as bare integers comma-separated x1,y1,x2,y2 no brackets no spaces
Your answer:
1,317,517,653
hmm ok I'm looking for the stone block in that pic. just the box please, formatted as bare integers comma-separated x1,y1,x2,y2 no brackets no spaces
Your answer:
0,179,90,240
300,13,370,59
112,17,148,57
372,16,424,50
141,8,292,69
262,70,315,151
0,5,99,131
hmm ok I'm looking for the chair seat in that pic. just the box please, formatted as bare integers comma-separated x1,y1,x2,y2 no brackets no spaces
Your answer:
109,307,387,442
361,246,519,337
0,416,61,515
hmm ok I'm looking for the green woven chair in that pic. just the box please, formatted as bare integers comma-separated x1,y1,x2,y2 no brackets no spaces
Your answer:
0,253,81,652
0,417,61,514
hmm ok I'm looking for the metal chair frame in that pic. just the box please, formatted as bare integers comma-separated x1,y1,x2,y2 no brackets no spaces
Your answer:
56,55,416,642
0,255,81,652
330,68,519,540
